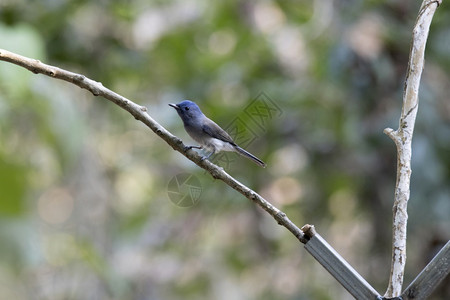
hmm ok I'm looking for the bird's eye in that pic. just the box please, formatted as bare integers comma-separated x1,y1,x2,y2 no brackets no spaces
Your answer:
185,107,189,111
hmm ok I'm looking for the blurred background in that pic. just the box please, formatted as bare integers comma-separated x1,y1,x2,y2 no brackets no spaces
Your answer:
0,0,449,299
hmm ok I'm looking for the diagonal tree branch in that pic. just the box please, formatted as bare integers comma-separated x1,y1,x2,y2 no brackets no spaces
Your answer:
383,0,442,297
0,48,307,244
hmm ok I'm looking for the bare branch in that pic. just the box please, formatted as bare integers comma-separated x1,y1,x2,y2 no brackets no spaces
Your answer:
383,0,442,297
0,48,307,244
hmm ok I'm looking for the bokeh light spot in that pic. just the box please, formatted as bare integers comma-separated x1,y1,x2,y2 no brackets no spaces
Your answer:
38,188,74,225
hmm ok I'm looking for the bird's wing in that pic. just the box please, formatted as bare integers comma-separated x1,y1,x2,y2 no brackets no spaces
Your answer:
202,118,236,145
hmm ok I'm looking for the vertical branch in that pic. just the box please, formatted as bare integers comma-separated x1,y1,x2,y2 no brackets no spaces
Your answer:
383,0,441,297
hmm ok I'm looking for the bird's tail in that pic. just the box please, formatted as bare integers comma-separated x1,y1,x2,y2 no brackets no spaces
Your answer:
235,146,266,168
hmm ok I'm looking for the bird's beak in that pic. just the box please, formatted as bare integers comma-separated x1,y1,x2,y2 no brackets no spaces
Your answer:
169,103,179,110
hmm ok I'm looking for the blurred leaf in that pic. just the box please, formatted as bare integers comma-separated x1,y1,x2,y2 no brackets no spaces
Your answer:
0,156,27,216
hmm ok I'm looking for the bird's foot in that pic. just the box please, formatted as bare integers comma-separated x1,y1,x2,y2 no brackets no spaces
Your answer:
200,151,214,163
184,145,202,152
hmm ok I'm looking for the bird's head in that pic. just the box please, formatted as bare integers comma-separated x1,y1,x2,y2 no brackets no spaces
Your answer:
169,100,204,122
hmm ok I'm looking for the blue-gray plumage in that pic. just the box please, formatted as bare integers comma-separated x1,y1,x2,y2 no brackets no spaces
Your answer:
169,100,266,168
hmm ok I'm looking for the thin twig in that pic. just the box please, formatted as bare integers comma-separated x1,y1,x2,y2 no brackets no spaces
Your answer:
0,48,307,243
383,0,442,297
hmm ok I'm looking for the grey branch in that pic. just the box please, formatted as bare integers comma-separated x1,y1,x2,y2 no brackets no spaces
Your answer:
0,48,307,244
383,0,442,297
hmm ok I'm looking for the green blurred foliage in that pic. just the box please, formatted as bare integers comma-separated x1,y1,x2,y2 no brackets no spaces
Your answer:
0,0,449,299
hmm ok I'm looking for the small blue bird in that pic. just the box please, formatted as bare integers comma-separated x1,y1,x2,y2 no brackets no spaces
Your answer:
169,100,266,168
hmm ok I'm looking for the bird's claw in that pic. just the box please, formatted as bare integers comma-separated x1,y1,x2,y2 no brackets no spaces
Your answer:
184,145,202,152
